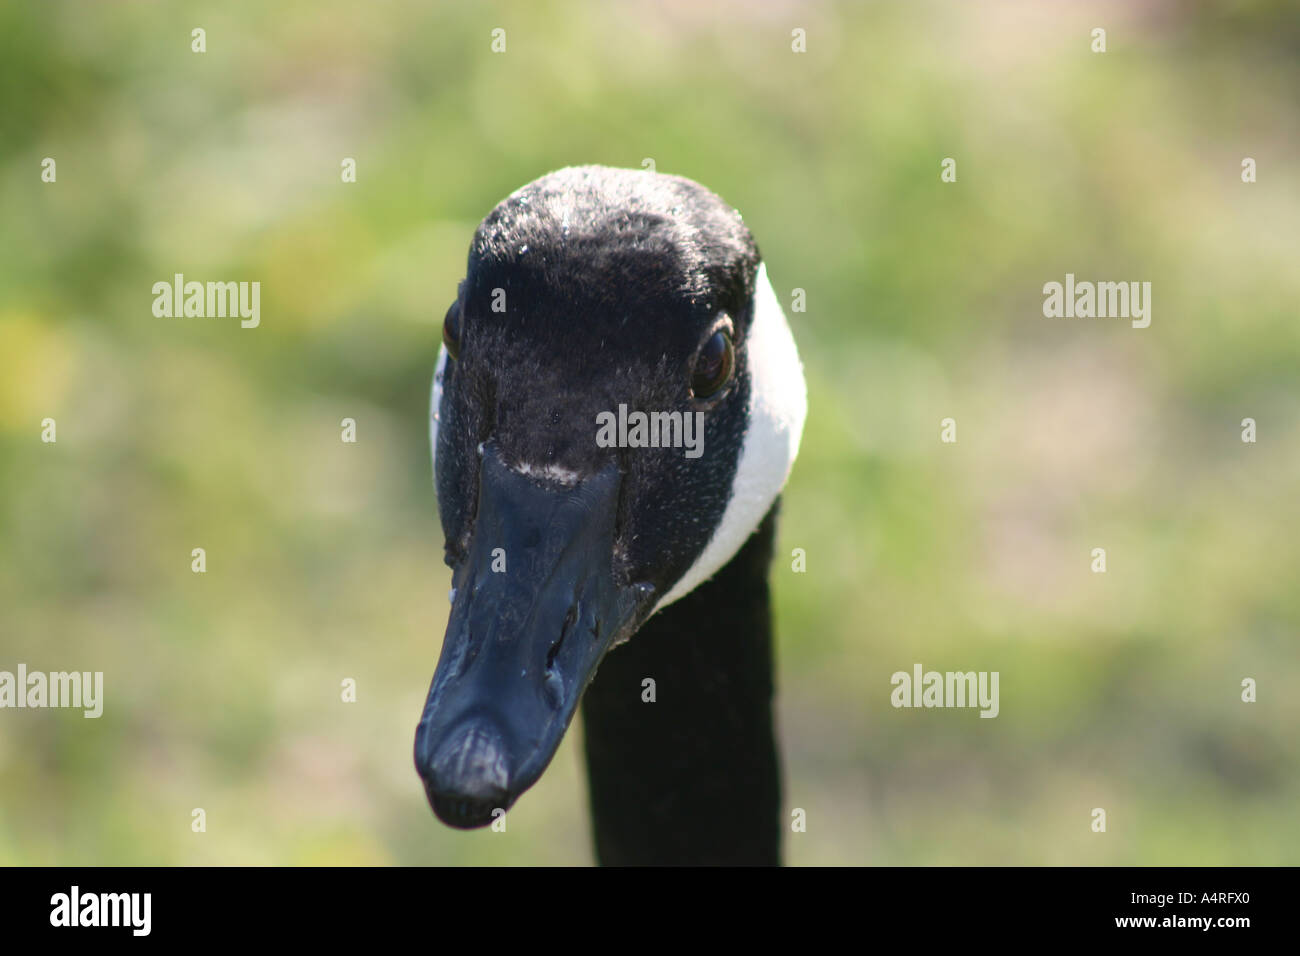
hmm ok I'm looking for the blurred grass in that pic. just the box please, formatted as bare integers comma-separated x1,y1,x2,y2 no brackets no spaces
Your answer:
1,0,1297,865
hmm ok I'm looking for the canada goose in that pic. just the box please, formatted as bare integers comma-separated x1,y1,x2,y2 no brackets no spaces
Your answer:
414,165,807,865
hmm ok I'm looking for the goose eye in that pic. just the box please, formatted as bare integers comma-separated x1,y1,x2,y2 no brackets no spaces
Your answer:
691,330,734,399
442,302,462,360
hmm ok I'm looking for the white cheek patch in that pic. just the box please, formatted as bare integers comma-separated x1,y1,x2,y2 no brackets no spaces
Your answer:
655,262,807,611
430,345,449,478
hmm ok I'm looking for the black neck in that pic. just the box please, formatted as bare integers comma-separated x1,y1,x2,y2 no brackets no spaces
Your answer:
580,504,781,865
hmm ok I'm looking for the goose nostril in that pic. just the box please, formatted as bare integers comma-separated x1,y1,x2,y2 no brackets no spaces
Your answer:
546,604,579,673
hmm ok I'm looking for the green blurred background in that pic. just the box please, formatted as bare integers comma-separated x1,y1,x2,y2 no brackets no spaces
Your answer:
1,0,1297,865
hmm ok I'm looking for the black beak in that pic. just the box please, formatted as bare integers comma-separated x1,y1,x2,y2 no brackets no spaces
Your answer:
415,442,652,828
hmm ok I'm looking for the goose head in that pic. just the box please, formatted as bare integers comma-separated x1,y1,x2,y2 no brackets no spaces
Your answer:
414,165,806,828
